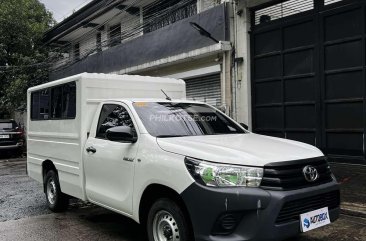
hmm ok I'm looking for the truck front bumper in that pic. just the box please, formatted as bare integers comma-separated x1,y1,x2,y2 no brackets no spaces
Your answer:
181,180,340,241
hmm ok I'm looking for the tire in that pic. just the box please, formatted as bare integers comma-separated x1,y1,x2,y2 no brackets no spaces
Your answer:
147,198,192,241
44,170,69,212
13,148,23,158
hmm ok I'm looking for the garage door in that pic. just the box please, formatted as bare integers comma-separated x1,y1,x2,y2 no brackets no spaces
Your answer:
184,73,222,107
251,0,366,164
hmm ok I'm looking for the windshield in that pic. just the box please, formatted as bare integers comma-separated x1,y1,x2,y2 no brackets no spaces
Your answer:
0,122,16,131
133,102,246,137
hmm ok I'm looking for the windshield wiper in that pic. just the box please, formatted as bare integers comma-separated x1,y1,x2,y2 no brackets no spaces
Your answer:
156,135,189,138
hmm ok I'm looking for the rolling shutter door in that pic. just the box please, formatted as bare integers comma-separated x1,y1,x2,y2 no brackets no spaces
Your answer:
184,73,221,107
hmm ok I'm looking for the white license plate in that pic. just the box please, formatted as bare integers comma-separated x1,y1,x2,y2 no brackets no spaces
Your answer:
300,207,330,232
0,135,9,139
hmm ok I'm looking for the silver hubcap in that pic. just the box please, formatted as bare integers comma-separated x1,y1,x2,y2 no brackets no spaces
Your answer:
153,210,180,241
47,178,57,205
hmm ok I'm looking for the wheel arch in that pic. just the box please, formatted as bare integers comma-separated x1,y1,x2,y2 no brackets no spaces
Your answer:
138,183,193,230
42,160,57,192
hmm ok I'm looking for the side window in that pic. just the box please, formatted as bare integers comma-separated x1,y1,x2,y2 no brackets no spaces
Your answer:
31,91,40,120
31,90,50,120
96,104,135,139
62,82,76,118
30,81,76,120
51,86,62,119
40,89,50,120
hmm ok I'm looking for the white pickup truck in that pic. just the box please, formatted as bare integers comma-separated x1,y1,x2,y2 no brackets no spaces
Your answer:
27,73,340,241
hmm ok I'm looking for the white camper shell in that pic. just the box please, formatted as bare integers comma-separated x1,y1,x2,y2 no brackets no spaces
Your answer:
27,73,186,200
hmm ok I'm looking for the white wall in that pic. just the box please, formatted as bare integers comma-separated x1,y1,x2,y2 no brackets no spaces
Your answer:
231,0,252,127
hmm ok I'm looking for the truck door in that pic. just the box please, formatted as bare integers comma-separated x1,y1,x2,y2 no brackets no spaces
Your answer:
84,103,138,215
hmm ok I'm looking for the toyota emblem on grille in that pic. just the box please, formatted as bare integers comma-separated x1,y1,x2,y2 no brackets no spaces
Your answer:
302,165,319,182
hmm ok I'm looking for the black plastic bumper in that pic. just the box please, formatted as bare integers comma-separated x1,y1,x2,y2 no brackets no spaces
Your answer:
0,143,22,151
181,180,340,241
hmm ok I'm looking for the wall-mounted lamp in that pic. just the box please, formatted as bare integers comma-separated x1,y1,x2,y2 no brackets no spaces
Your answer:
189,22,220,43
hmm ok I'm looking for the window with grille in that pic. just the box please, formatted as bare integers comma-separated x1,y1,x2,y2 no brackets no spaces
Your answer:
324,0,343,5
109,24,121,47
74,43,80,60
143,0,197,33
96,32,102,51
254,0,314,25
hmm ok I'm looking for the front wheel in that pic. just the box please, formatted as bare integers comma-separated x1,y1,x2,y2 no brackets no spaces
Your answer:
44,170,69,212
147,198,192,241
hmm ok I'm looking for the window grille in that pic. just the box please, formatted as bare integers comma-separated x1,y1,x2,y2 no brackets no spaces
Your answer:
254,0,314,25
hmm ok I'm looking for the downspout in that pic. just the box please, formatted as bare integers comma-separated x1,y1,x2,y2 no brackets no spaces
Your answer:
230,0,238,120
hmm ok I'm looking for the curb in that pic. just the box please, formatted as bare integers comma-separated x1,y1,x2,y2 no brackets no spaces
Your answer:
340,203,366,219
341,208,366,219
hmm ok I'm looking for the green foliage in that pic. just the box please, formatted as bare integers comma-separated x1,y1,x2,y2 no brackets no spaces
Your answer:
0,0,55,113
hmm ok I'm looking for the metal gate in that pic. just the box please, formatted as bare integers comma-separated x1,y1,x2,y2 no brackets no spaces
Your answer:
251,0,366,164
184,73,222,107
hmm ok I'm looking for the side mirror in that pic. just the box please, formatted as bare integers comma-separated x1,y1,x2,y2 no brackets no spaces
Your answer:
105,126,137,143
240,123,249,130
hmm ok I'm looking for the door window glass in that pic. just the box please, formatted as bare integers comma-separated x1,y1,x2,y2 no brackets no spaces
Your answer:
96,104,135,139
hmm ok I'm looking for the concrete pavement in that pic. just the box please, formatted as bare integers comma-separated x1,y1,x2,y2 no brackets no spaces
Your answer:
0,158,50,222
0,205,365,241
0,157,365,241
331,162,366,218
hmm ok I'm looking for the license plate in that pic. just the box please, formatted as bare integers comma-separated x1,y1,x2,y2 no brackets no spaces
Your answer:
0,135,9,139
300,207,330,232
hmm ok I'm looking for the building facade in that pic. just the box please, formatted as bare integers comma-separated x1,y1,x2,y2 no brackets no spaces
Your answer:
44,0,366,165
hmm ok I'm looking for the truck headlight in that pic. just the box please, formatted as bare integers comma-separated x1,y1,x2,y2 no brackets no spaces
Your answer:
185,157,263,187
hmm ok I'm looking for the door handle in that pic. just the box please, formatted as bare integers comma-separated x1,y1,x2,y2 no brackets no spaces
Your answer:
123,157,134,162
86,146,96,153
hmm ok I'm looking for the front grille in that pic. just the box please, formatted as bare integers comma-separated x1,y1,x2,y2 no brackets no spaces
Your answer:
276,191,340,224
261,157,333,191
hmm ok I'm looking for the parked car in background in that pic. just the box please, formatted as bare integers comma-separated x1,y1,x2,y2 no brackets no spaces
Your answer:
0,119,25,157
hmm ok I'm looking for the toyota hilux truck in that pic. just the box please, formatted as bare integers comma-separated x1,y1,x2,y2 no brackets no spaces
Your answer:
27,73,340,241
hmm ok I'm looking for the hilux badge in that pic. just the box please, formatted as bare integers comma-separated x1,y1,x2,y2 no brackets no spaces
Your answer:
303,165,319,182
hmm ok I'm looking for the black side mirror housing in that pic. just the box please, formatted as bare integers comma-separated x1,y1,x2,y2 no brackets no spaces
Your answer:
240,123,249,130
105,126,137,143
